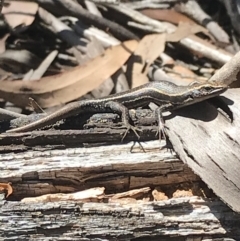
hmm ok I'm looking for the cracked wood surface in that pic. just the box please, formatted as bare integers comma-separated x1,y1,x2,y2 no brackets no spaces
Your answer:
0,89,240,240
1,197,240,240
166,88,240,213
0,140,199,199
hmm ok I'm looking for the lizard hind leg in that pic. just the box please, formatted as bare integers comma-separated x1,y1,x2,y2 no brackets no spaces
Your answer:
104,101,141,141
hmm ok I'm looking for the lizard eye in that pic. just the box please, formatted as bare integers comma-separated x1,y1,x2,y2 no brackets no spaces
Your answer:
204,86,213,91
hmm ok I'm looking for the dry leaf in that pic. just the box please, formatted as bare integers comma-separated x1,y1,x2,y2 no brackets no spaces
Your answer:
2,1,38,28
168,64,197,84
141,9,213,44
0,40,138,108
0,182,13,198
166,22,207,42
140,9,196,25
131,34,166,88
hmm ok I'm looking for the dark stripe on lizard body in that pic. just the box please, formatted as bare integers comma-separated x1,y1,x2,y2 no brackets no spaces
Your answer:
6,80,227,134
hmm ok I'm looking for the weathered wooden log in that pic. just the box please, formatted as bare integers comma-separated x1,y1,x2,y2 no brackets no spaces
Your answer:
0,89,240,240
0,197,240,240
166,89,240,213
0,140,199,198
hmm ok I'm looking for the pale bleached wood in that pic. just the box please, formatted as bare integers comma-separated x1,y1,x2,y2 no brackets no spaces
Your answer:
0,95,239,240
166,89,240,213
0,140,200,198
0,196,239,240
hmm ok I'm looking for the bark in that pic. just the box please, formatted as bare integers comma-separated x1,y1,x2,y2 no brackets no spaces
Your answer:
0,89,240,240
166,89,240,213
1,197,240,240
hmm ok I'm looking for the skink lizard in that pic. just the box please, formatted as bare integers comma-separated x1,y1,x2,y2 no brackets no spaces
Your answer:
6,81,227,138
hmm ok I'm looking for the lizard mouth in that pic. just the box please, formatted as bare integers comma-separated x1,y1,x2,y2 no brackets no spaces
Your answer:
184,85,228,107
206,86,228,97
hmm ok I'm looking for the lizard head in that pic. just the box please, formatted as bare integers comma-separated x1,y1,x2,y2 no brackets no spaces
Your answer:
186,83,228,102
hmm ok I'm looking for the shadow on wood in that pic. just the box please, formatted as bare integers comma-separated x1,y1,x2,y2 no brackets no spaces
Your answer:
166,88,240,213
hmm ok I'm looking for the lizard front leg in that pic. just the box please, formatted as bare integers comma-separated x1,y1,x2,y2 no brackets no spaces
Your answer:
154,103,173,141
104,101,141,141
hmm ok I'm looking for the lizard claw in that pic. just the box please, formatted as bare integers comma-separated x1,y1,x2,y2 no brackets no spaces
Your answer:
121,124,142,141
155,124,167,141
154,107,168,142
155,115,169,141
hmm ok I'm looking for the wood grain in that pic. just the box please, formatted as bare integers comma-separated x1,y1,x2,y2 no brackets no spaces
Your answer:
0,197,239,240
166,88,240,212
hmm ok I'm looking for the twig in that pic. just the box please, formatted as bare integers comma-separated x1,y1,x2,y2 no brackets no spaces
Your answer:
53,0,138,40
175,0,230,45
104,2,233,64
209,50,240,85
